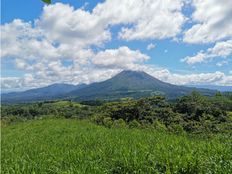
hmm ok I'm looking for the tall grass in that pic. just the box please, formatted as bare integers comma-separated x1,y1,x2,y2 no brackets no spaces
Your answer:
1,119,232,173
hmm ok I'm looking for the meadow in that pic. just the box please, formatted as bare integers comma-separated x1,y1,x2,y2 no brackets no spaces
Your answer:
1,118,232,174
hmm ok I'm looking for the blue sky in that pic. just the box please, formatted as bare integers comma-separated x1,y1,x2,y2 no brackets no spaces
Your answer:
1,0,232,91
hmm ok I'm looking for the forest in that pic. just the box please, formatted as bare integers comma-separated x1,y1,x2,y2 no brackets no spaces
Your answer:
2,91,232,134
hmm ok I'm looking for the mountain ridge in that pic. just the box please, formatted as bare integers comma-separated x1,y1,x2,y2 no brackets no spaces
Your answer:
187,85,232,92
1,83,86,103
67,70,216,100
1,70,217,103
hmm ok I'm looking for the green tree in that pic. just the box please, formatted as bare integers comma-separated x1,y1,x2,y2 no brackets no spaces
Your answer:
42,0,51,4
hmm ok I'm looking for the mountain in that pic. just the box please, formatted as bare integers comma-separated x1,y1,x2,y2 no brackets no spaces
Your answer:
1,70,217,104
67,70,216,100
1,83,86,103
187,85,232,92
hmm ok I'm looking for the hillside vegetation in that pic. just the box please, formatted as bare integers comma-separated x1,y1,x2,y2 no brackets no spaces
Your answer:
2,119,232,173
2,91,232,133
1,92,232,173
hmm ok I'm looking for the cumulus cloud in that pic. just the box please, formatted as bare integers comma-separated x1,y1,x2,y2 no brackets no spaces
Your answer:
1,0,185,91
111,0,185,40
1,1,232,91
2,1,185,61
1,74,39,90
32,0,185,49
147,43,156,50
1,45,151,90
147,68,232,86
183,0,232,43
1,69,120,91
1,21,96,64
36,3,111,47
182,40,232,64
1,19,64,62
92,46,149,69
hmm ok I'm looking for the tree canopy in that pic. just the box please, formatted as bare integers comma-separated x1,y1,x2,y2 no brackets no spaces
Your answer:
42,0,51,4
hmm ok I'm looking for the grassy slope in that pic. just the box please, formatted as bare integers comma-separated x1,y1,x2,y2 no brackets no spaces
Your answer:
1,119,232,174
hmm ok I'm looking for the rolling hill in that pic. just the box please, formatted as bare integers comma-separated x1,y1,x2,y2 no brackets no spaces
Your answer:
1,83,86,103
1,70,216,103
188,85,232,92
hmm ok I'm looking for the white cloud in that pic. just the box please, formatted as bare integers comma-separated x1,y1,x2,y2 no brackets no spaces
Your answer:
146,68,232,86
15,59,29,70
2,1,232,91
36,3,111,47
182,52,206,65
1,74,39,90
182,40,232,64
216,61,228,67
113,0,185,40
184,0,232,43
1,19,60,60
38,0,185,43
1,44,151,90
2,63,232,91
1,1,185,61
209,40,232,57
92,46,149,69
170,71,226,85
1,77,22,89
147,43,156,50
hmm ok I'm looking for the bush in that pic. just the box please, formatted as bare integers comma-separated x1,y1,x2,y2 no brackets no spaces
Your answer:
152,120,167,132
128,120,140,129
103,117,113,128
91,113,107,125
1,115,26,126
168,123,185,134
113,119,127,128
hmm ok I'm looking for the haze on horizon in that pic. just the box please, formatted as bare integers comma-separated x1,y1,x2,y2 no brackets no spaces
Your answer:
1,0,232,92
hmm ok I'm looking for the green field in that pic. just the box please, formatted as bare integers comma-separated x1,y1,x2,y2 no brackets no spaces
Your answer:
1,119,232,174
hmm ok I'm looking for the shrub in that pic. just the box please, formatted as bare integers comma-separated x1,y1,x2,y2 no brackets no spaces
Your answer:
152,120,167,132
168,123,185,134
103,117,113,128
113,119,127,128
128,120,140,129
91,113,107,125
1,115,26,126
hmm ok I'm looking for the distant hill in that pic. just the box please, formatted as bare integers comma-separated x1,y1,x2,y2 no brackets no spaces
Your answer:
68,70,216,100
187,85,232,92
1,70,217,103
1,83,86,103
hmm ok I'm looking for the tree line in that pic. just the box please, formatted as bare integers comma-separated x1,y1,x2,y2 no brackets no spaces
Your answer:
1,91,232,133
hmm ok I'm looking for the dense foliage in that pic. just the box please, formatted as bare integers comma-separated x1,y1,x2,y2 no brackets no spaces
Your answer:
1,92,232,133
2,119,232,173
1,100,94,123
93,91,232,133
